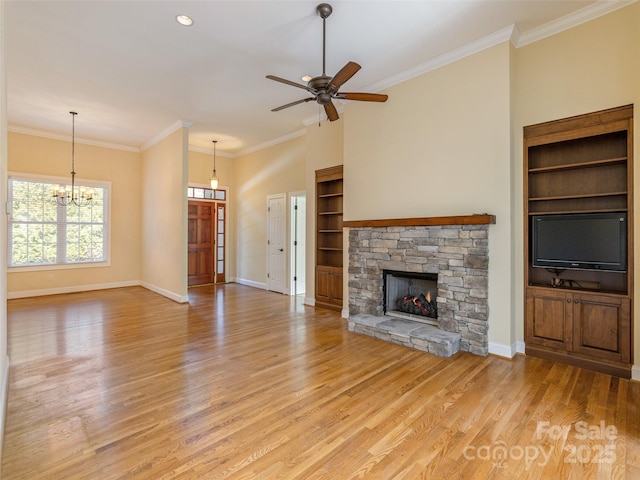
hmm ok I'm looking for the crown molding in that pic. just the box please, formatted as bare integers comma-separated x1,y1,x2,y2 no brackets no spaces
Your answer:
8,125,140,153
516,0,637,47
365,24,517,95
140,119,192,153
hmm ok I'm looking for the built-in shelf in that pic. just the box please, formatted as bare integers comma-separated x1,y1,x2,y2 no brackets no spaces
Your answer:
528,156,627,173
316,165,344,311
528,208,628,215
529,191,627,202
524,104,633,379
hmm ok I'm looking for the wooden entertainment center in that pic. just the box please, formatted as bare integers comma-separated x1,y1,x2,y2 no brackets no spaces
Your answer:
524,105,634,378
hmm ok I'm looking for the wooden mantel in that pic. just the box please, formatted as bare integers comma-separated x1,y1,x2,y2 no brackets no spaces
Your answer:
343,214,496,228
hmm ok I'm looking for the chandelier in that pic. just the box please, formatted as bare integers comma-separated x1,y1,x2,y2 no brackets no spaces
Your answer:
210,140,219,189
52,111,93,206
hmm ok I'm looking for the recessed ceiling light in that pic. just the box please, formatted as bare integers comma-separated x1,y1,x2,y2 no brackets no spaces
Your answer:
176,15,194,26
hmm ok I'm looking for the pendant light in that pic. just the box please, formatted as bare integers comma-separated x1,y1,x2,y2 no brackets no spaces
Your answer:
52,111,93,206
210,140,219,189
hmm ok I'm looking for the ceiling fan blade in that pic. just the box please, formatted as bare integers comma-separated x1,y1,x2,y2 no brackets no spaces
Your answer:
271,97,315,112
328,61,361,93
266,75,313,92
336,92,388,102
324,101,339,122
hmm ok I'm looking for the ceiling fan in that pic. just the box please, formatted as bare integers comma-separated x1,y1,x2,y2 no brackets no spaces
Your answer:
266,3,388,122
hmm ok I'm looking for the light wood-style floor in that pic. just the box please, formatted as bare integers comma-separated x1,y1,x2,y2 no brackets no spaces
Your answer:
2,284,639,479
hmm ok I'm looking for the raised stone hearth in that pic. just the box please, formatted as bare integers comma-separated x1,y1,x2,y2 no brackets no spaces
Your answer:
348,314,461,357
345,215,494,357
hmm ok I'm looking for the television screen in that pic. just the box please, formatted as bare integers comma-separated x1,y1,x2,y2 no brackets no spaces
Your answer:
531,212,627,272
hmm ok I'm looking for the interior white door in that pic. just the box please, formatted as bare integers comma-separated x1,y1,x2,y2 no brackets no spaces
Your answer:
267,194,286,293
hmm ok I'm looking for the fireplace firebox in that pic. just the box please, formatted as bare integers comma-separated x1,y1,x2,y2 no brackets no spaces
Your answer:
383,270,438,324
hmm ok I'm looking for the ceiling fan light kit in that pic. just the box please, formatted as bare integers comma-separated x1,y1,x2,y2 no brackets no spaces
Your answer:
266,3,388,122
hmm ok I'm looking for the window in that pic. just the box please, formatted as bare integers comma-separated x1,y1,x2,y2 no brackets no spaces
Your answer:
187,186,226,201
8,174,109,268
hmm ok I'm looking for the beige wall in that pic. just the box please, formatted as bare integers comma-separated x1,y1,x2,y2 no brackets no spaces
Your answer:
141,127,188,301
233,135,306,288
513,2,640,363
7,132,142,295
344,43,514,349
187,148,236,280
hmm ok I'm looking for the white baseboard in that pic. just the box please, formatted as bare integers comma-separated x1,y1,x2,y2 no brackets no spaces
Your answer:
488,340,526,359
140,282,188,303
7,280,140,299
234,278,266,290
488,341,516,359
0,356,9,463
304,297,316,306
632,365,640,382
341,309,349,319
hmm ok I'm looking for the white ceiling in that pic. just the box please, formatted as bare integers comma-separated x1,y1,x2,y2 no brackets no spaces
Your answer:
4,1,632,156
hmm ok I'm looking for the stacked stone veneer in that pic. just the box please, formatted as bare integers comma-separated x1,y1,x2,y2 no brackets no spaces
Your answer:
348,225,490,356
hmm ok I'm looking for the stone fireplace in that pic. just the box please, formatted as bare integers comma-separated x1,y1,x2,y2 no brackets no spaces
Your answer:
344,215,494,357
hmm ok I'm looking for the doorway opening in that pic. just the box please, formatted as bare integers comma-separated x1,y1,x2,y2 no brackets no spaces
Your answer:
290,193,306,296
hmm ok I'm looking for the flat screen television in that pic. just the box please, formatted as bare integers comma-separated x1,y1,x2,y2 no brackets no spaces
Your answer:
531,212,627,272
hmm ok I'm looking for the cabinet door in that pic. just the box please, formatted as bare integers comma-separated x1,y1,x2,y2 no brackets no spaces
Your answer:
526,288,572,351
316,267,332,303
573,294,631,363
331,268,343,304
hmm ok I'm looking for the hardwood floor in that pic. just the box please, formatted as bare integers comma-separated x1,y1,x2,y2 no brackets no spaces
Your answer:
2,284,639,479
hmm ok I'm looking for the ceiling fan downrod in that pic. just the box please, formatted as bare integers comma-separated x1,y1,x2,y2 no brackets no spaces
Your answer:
317,3,333,77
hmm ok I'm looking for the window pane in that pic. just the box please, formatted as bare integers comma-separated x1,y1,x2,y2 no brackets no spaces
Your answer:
8,177,108,268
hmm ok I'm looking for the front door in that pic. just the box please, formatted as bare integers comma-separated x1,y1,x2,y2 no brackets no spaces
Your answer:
188,200,226,286
267,194,286,293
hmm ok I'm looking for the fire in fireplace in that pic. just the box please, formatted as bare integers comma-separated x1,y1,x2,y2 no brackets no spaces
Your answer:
383,270,438,324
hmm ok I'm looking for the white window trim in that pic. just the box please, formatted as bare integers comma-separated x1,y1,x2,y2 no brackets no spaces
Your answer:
8,172,112,271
